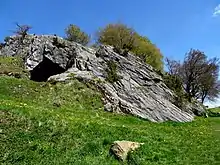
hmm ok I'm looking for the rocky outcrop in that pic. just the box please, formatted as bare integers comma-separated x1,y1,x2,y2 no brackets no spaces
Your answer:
0,34,205,122
0,35,76,81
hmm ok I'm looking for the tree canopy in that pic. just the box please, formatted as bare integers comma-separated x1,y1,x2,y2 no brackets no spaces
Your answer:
166,49,220,103
96,23,136,52
131,34,163,71
96,23,163,70
65,24,90,46
13,23,32,37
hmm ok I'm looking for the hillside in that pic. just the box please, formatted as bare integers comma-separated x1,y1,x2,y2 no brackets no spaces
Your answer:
209,107,220,113
0,75,220,165
0,34,219,164
0,34,205,122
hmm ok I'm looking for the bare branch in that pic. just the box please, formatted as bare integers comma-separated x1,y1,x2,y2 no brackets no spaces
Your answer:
168,48,220,103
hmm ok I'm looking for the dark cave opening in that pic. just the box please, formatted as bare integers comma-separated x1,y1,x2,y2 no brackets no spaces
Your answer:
30,57,65,82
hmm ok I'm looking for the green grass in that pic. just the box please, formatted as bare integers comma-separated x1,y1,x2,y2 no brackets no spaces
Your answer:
0,76,220,165
0,56,29,78
209,107,220,113
209,117,220,138
207,107,220,117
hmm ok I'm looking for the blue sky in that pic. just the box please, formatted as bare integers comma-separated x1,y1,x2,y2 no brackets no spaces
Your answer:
0,0,220,106
1,0,220,60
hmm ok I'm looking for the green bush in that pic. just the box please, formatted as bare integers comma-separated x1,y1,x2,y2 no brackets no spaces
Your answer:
4,36,11,43
97,23,135,52
207,109,220,117
131,34,163,71
65,24,90,45
0,43,4,49
163,73,182,93
106,60,120,83
163,73,186,108
96,23,164,70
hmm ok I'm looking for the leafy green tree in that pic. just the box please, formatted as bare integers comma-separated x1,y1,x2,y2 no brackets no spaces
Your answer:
131,34,163,71
96,23,136,51
106,60,120,83
65,24,90,45
166,49,220,103
96,23,164,70
163,73,186,108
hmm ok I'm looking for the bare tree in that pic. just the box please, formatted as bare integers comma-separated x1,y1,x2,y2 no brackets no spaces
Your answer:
165,57,181,75
198,60,220,103
166,49,220,103
200,80,220,103
181,49,207,99
13,23,32,43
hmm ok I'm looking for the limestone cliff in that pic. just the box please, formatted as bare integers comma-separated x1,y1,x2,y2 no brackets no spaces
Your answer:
0,35,205,122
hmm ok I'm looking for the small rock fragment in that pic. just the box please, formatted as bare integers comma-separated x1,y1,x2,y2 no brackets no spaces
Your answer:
110,140,144,161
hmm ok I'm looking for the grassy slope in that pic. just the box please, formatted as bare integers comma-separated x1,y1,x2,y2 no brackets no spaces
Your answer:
0,76,220,165
208,108,220,138
209,107,220,113
0,56,29,78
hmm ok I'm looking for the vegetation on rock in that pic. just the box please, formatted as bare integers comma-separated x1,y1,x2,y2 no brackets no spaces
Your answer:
13,23,32,44
4,36,11,43
131,34,163,71
65,24,90,45
163,73,186,108
106,60,120,83
96,23,136,52
96,23,163,70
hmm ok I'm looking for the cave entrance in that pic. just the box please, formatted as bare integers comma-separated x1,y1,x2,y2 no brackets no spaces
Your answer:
30,57,65,82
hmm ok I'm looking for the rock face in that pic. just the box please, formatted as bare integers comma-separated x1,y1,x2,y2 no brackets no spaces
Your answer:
0,34,205,122
0,35,75,81
110,141,144,161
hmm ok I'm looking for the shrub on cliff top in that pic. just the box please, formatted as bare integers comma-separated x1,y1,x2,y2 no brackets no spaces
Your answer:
96,23,163,70
65,24,90,45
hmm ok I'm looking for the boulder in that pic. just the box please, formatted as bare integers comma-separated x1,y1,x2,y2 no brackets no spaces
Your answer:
0,34,205,122
110,141,144,161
